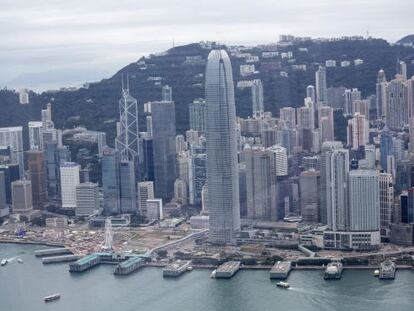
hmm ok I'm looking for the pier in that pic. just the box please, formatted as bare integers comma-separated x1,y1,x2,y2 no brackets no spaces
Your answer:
270,261,292,279
163,260,192,277
42,255,79,264
114,256,147,275
69,254,100,272
379,260,396,279
324,262,343,280
215,261,241,279
34,248,72,257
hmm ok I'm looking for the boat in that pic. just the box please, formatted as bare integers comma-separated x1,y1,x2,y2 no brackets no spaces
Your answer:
17,258,23,264
1,259,8,266
276,281,290,289
210,269,217,278
374,269,380,277
44,293,61,302
324,262,343,280
187,266,193,272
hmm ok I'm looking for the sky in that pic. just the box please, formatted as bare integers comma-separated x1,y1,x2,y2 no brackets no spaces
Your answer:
1,0,413,91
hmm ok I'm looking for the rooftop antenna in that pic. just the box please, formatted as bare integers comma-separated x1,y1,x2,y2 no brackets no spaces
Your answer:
126,72,130,92
121,73,125,91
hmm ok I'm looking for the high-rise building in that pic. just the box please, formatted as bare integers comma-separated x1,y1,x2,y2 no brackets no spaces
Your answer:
205,49,240,244
266,145,288,176
147,199,163,221
0,171,9,217
0,127,24,178
380,127,393,171
60,162,80,209
386,76,409,130
137,181,154,215
115,80,139,163
11,180,33,213
28,121,44,151
343,88,361,116
0,164,20,205
25,150,48,209
379,172,393,239
251,79,264,118
119,161,137,214
75,182,99,217
140,136,154,182
297,106,314,130
102,147,120,215
175,135,187,154
299,170,320,223
161,85,173,101
174,178,188,205
151,101,177,201
189,98,207,132
189,152,207,206
399,61,408,80
318,106,334,143
306,85,316,103
315,66,327,103
376,69,387,119
41,103,53,128
280,107,296,128
347,113,369,150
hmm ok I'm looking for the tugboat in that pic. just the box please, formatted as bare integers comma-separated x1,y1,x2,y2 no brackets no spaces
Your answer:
1,259,8,266
44,293,61,302
276,281,290,289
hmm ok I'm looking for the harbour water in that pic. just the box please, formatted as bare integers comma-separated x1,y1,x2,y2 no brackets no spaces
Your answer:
1,243,414,311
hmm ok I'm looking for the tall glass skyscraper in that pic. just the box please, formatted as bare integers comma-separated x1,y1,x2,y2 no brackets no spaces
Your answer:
102,147,120,215
205,49,240,244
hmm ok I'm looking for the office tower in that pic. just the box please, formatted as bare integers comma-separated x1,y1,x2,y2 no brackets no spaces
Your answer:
266,145,288,176
42,128,62,149
0,171,8,217
175,135,187,153
238,163,247,218
205,49,240,244
380,127,393,171
41,103,53,127
318,106,334,143
410,118,414,153
146,115,153,137
280,107,296,128
0,127,24,178
201,184,208,214
0,164,20,205
146,199,163,221
311,130,321,153
306,85,316,103
25,150,48,209
189,98,207,132
140,136,154,182
161,85,172,101
137,181,154,215
343,88,361,116
319,141,343,224
119,161,137,214
299,170,320,223
297,106,314,130
352,99,370,120
303,156,319,171
401,188,414,223
189,153,207,206
364,144,377,169
174,178,188,205
75,182,99,217
115,79,139,163
326,86,346,110
386,77,409,130
244,147,274,220
28,121,44,150
348,170,380,232
261,128,277,148
276,126,297,155
60,162,80,209
19,89,29,104
102,147,121,215
408,77,414,118
315,66,327,103
176,152,190,187
379,172,393,239
251,79,264,118
186,130,199,146
376,69,387,119
44,143,69,199
11,180,33,212
151,101,177,201
347,113,369,150
399,61,407,80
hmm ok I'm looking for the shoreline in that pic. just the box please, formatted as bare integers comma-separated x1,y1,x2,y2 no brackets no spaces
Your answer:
0,238,64,248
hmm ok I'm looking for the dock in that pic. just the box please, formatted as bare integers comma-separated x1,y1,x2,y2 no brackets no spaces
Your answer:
42,255,79,264
324,262,343,280
114,256,147,275
163,260,192,277
69,254,100,272
379,260,396,279
270,261,292,279
215,261,241,279
34,248,72,257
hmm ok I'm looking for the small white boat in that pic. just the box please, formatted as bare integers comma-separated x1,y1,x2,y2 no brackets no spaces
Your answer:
211,269,217,278
17,258,23,264
187,266,193,272
276,281,290,289
44,293,60,302
374,269,380,277
1,259,8,266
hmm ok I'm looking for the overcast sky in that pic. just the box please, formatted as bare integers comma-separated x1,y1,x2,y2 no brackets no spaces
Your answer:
1,0,413,91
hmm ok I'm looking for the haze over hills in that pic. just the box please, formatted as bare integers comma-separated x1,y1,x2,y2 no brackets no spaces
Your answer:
1,36,413,147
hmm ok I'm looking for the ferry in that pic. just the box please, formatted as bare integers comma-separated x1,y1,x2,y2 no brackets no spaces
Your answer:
276,281,290,289
44,293,61,302
1,259,8,266
17,258,23,264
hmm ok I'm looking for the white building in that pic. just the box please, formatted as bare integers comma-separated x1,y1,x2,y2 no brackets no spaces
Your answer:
0,126,24,177
60,162,80,209
240,64,255,76
266,145,288,176
280,107,296,128
347,113,369,150
19,89,29,104
137,181,154,215
28,121,44,151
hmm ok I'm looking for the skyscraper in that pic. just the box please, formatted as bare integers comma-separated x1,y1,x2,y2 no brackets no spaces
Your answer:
0,127,24,178
11,180,33,213
119,161,137,214
102,147,120,215
28,121,44,151
280,107,296,128
306,85,316,103
161,85,173,101
343,88,361,116
386,76,409,130
115,78,139,163
75,182,99,217
251,79,264,118
347,113,369,150
25,150,48,209
205,49,240,244
151,101,177,201
315,66,327,103
137,181,154,216
376,69,387,119
379,172,393,239
189,98,207,132
318,106,334,143
60,162,80,209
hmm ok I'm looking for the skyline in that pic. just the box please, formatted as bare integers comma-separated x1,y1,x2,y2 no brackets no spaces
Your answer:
1,0,413,90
